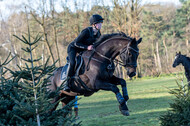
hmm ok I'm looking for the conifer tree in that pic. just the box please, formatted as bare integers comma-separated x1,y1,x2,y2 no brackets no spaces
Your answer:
160,80,190,126
0,29,80,126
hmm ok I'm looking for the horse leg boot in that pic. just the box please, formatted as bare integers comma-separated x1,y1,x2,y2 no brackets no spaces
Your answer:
96,81,129,116
121,82,129,101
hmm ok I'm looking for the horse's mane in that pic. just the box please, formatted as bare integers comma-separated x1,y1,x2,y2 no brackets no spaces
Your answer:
179,54,190,65
93,32,132,47
181,55,190,72
185,55,190,62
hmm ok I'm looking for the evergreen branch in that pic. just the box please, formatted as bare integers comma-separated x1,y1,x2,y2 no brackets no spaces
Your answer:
2,69,8,75
12,114,26,124
21,58,33,63
25,63,30,71
35,79,42,88
22,35,30,45
4,55,16,65
13,35,29,45
17,65,22,71
31,35,42,45
4,67,15,75
31,44,38,51
1,52,11,66
0,52,16,67
21,47,31,53
33,57,42,62
33,34,40,43
43,57,50,69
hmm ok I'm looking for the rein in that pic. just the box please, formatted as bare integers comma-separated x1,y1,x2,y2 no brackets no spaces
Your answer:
85,36,139,70
94,45,139,67
86,42,139,68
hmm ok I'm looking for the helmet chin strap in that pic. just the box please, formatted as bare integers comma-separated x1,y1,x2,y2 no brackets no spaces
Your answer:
93,24,99,34
94,24,99,30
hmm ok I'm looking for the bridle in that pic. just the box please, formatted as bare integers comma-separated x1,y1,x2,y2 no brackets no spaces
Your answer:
118,42,139,67
94,42,139,67
85,37,139,70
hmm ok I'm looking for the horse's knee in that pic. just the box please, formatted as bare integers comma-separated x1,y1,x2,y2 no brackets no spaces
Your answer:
111,85,119,94
120,79,126,86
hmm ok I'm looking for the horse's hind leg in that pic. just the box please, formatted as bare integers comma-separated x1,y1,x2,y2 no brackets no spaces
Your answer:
95,80,129,116
110,75,129,101
60,94,75,116
47,76,61,113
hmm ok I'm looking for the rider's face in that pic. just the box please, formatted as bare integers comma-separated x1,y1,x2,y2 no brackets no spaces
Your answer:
94,23,102,30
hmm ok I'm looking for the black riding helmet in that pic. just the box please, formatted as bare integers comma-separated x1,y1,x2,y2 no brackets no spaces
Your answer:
89,14,104,25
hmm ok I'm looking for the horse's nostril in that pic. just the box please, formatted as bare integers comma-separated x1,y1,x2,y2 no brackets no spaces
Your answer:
129,72,136,77
172,64,176,68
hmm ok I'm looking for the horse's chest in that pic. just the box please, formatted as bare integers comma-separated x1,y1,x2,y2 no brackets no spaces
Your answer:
99,64,115,79
185,71,190,80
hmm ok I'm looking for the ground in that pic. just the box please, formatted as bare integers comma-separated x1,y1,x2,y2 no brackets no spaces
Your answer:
59,76,186,126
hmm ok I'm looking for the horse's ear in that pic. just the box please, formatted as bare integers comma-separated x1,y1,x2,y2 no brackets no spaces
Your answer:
179,51,181,55
132,38,136,44
137,38,142,44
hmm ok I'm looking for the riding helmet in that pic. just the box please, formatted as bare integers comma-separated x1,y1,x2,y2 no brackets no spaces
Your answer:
89,14,104,25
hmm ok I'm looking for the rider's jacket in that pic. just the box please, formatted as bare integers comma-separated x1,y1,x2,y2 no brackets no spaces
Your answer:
69,27,101,51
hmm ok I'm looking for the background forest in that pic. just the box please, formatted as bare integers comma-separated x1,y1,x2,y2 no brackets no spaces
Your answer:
0,0,190,78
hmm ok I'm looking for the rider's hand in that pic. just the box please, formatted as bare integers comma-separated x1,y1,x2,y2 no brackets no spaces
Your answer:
87,45,93,50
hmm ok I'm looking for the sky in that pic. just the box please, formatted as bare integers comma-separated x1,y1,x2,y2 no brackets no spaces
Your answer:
0,0,181,20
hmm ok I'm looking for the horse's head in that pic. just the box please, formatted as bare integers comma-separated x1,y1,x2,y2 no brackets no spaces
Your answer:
173,52,183,68
120,38,142,78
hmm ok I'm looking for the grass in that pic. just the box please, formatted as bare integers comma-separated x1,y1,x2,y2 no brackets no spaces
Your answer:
62,76,187,126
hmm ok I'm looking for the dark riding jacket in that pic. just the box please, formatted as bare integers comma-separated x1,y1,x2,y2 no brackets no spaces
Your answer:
68,27,101,52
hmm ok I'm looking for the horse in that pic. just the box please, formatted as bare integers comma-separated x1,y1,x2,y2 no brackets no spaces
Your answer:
47,32,142,116
173,52,190,87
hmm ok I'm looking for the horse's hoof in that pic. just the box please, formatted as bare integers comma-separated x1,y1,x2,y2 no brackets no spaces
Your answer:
121,110,130,116
119,103,130,116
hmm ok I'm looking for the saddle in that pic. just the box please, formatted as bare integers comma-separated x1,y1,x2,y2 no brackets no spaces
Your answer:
61,55,85,80
61,55,92,94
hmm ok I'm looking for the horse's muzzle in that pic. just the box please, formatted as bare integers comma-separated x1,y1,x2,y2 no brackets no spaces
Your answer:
172,63,177,68
128,72,136,78
127,68,136,78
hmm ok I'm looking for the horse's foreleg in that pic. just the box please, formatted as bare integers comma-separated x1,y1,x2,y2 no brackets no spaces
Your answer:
95,80,129,116
110,75,129,101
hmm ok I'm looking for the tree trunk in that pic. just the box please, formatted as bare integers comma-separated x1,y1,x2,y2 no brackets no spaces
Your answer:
136,56,142,78
43,30,55,64
156,41,162,73
0,60,2,90
30,3,55,64
51,0,61,66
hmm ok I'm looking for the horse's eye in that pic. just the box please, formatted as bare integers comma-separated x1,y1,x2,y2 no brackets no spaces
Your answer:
128,52,132,57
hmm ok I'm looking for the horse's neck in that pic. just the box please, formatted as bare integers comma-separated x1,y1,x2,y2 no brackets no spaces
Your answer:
96,38,129,59
181,56,190,73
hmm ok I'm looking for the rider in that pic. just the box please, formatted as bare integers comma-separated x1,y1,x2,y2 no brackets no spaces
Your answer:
64,14,104,91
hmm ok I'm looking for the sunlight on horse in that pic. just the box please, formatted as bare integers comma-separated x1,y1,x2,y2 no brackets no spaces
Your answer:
47,32,142,116
173,52,190,87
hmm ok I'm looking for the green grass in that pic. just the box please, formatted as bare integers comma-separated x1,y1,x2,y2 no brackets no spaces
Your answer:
64,76,187,126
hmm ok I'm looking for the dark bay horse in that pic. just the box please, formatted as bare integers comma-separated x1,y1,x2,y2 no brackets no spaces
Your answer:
173,52,190,87
48,33,142,116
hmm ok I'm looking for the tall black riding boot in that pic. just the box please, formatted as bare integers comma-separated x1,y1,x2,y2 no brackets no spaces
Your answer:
64,77,71,92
